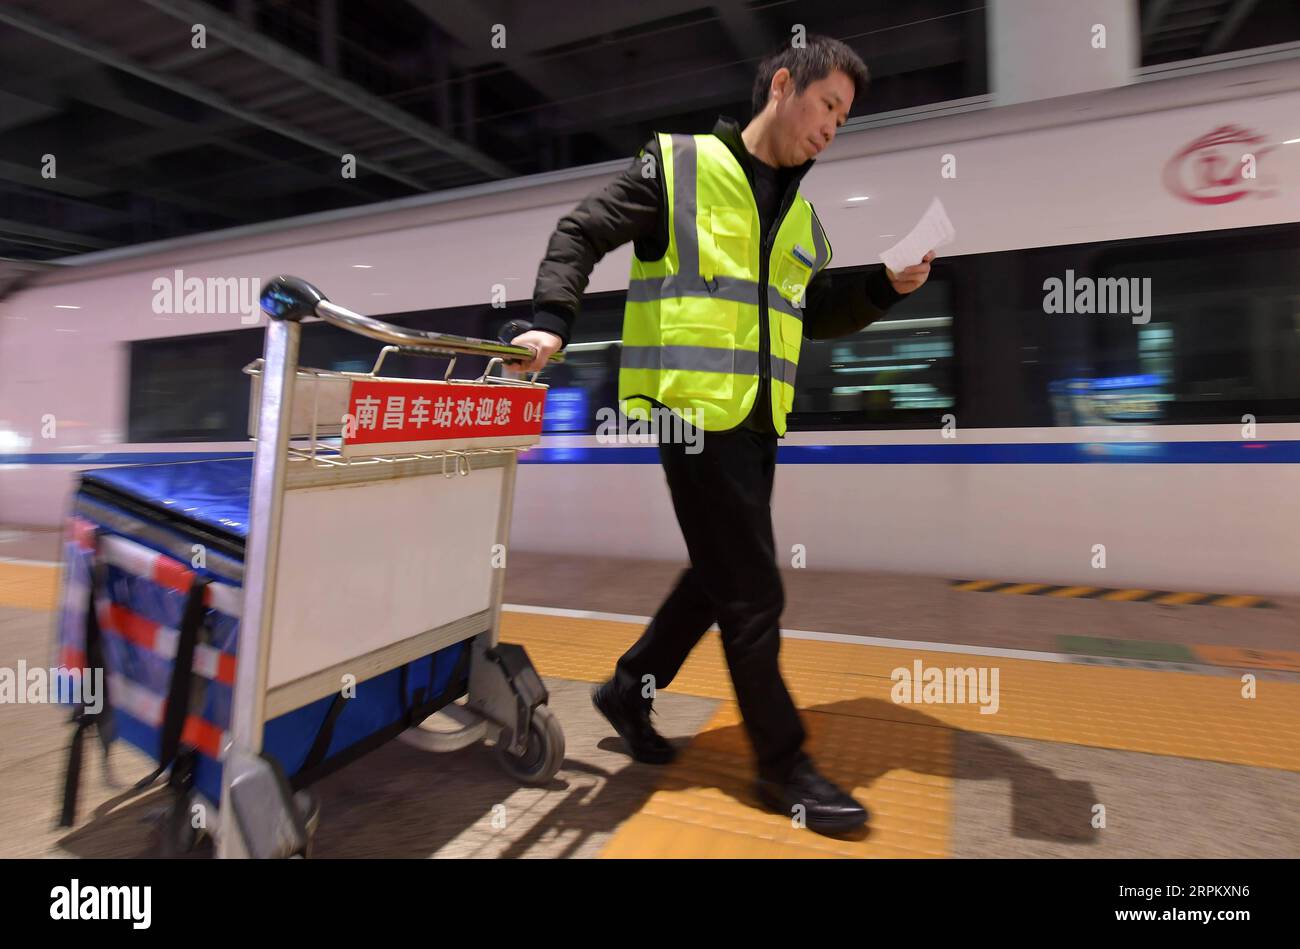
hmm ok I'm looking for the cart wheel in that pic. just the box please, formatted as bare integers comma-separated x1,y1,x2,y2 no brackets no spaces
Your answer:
159,792,203,857
494,705,564,786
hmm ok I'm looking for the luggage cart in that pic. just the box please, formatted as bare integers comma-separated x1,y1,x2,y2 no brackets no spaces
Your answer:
55,276,567,858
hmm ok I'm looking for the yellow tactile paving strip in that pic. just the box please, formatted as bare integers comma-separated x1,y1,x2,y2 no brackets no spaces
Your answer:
6,560,1299,857
0,561,60,611
497,611,1300,773
496,610,1300,858
600,702,952,858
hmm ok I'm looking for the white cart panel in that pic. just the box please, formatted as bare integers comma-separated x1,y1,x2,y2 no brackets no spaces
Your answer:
266,467,504,688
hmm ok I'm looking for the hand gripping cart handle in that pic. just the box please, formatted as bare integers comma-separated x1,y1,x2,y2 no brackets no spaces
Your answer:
213,276,567,858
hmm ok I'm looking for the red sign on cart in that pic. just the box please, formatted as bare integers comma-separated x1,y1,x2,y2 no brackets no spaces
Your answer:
341,379,545,455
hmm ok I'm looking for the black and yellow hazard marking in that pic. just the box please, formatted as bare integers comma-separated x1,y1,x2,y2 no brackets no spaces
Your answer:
950,580,1274,609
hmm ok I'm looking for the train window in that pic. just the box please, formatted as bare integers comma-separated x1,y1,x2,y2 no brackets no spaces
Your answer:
1052,225,1300,426
127,301,531,442
530,291,626,433
789,273,956,429
1139,0,1300,69
127,329,263,442
126,223,1300,442
956,223,1300,429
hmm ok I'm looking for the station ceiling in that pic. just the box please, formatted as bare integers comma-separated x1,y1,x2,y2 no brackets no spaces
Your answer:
0,0,1294,263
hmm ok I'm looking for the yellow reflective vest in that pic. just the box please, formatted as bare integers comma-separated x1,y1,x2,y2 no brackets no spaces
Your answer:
618,132,831,436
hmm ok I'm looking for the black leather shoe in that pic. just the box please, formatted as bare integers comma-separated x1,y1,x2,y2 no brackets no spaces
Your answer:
756,761,868,833
592,680,676,764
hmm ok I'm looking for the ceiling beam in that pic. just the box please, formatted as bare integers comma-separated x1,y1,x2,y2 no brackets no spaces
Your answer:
422,0,709,68
0,75,399,215
537,29,967,136
0,3,433,191
136,0,513,179
404,0,627,152
712,0,774,64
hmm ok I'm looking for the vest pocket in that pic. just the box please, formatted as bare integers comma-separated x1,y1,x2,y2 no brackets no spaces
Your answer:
774,251,813,304
659,298,737,400
702,206,752,278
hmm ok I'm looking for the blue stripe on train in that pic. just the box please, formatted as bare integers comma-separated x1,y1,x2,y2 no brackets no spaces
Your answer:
3,452,256,464
515,440,1300,464
7,440,1299,466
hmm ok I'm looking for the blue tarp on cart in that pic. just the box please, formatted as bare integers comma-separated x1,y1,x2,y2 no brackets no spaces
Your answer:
57,458,469,808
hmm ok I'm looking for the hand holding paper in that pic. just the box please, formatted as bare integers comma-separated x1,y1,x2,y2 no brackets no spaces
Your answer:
879,197,955,273
886,250,935,294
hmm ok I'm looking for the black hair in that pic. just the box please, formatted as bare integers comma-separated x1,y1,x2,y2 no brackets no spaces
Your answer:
751,34,870,118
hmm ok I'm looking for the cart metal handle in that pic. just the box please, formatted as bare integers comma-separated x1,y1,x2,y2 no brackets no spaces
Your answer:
259,276,565,365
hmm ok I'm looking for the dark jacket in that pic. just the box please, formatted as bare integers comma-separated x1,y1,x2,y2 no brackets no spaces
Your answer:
530,116,907,431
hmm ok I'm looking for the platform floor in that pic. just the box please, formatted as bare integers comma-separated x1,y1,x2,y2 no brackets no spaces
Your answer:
1,548,1298,858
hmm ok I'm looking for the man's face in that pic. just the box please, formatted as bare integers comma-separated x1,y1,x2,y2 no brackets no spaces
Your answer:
769,67,854,166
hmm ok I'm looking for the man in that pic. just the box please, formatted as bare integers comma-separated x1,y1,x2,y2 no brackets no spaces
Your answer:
517,35,933,833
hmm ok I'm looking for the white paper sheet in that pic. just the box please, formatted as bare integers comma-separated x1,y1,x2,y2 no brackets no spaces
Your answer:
879,197,955,273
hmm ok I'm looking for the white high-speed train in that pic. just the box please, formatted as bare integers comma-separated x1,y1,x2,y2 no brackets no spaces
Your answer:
2,55,1298,595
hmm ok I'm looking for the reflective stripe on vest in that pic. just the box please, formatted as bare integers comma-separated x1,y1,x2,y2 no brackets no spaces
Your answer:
618,132,831,435
620,345,799,386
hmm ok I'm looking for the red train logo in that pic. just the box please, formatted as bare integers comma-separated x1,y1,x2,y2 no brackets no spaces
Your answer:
1163,124,1277,205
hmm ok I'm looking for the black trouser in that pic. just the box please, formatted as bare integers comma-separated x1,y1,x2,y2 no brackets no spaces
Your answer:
613,422,809,782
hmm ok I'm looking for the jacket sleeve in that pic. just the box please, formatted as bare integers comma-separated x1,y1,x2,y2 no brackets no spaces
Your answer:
530,138,666,347
800,266,905,341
